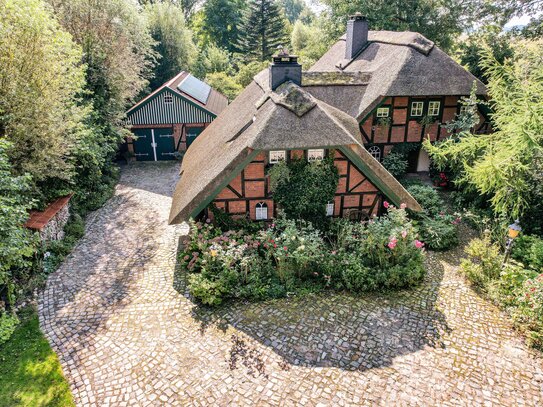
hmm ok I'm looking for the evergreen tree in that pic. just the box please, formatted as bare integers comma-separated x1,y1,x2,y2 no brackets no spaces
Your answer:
238,0,288,61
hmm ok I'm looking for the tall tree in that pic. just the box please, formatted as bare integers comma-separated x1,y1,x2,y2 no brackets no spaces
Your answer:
0,0,87,190
238,0,288,61
424,40,543,223
279,0,312,24
48,0,156,128
201,0,246,52
319,0,511,52
145,1,197,90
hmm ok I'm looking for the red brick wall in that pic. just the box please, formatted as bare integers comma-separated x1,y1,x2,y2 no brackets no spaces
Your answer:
210,149,382,220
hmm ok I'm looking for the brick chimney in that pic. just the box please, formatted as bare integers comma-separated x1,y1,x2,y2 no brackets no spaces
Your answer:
269,46,302,91
345,13,368,60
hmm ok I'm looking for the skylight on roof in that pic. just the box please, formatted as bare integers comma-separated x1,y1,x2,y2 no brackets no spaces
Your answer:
178,74,211,104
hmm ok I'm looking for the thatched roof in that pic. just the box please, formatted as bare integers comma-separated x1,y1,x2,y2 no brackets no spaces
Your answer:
169,69,421,224
310,31,487,120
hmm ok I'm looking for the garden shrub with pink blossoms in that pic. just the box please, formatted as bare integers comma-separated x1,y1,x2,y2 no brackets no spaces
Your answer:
179,207,426,306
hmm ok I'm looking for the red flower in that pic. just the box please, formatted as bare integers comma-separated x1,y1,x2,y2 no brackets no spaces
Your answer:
383,201,390,209
283,246,288,251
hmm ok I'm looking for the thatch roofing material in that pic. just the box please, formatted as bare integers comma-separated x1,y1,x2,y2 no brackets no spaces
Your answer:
169,74,421,224
310,31,487,120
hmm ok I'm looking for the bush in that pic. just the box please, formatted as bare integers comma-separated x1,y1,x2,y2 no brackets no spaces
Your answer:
406,184,443,217
382,152,408,178
461,233,543,349
512,235,543,271
268,157,339,227
417,215,459,250
0,312,19,346
180,206,426,306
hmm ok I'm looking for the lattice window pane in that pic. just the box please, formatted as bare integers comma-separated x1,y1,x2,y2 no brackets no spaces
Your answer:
368,146,381,161
428,101,440,116
411,101,424,116
376,107,389,117
269,150,286,164
255,203,268,220
308,149,325,161
326,202,334,217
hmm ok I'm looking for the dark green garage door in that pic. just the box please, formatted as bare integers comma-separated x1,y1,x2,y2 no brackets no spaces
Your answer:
186,127,204,149
132,127,175,161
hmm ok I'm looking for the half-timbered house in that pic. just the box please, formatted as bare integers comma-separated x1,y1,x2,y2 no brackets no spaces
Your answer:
169,14,488,223
125,72,228,161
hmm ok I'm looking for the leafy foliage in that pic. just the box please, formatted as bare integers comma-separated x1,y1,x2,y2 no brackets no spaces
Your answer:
268,157,339,226
0,140,36,308
180,207,426,306
290,19,332,68
425,41,543,222
200,0,246,52
204,72,243,101
382,152,408,178
145,2,197,90
461,233,543,349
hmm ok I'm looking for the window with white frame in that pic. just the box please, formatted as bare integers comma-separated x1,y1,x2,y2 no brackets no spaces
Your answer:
410,101,424,116
255,202,268,220
376,107,389,118
164,94,173,104
428,101,440,116
368,145,381,161
307,149,325,161
326,202,334,217
269,150,286,164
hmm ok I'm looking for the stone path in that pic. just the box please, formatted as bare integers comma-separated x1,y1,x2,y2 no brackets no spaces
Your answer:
39,162,543,406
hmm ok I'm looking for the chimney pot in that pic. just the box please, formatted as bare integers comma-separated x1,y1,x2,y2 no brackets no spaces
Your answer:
345,13,368,60
269,50,302,90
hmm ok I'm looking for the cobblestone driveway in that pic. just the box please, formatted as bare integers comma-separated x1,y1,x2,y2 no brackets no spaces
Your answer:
39,163,543,406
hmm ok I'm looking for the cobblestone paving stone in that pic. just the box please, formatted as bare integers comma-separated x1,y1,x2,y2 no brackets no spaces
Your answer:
39,162,543,406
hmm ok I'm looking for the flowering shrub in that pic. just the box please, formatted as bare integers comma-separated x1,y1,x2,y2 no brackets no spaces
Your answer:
180,207,426,306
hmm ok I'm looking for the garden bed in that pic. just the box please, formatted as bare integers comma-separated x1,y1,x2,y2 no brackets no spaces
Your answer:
179,206,427,306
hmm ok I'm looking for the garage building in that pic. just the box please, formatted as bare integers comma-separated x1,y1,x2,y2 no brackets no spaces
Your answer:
125,72,228,161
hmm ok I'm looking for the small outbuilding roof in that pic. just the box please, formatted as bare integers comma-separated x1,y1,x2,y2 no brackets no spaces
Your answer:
310,31,487,120
169,69,421,224
127,71,228,117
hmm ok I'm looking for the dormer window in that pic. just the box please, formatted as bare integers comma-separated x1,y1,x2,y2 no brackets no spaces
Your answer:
269,150,286,164
164,94,173,104
376,107,389,118
410,101,424,116
308,149,325,161
428,101,440,116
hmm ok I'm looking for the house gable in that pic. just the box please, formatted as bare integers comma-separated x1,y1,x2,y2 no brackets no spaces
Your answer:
126,87,216,126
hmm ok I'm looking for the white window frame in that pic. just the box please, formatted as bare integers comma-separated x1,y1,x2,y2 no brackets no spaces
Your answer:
255,202,268,220
368,145,381,161
376,107,389,118
326,202,334,217
410,101,424,117
269,150,286,164
307,149,325,162
428,101,440,116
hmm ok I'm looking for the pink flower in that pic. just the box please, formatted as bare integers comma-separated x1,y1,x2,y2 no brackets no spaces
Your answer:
401,230,408,239
400,203,407,209
415,240,424,249
206,218,211,224
283,246,288,251
388,237,397,249
383,201,390,209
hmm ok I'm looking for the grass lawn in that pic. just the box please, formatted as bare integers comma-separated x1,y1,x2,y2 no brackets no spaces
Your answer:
0,307,74,407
